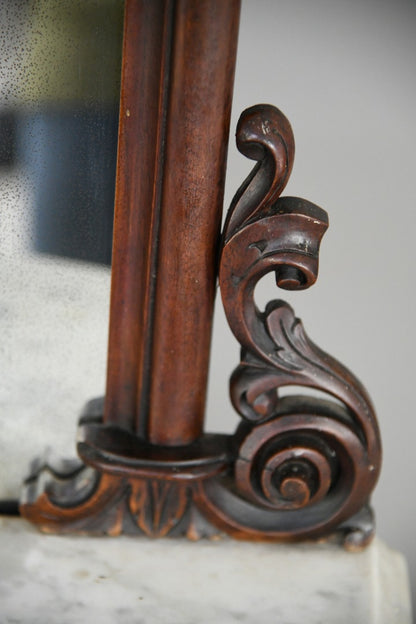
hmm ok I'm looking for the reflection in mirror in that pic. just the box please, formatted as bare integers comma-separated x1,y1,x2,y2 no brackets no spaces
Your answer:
0,0,123,499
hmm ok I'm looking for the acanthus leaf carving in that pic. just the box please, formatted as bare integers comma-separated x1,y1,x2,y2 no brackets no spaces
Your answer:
198,103,383,545
129,480,190,538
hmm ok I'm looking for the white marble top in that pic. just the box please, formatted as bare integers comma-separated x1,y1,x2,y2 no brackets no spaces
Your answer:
0,517,411,623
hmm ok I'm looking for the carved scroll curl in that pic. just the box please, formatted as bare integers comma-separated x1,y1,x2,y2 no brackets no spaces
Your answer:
196,104,382,543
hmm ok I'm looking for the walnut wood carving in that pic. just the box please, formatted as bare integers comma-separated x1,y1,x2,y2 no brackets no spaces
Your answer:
19,2,382,549
193,104,381,546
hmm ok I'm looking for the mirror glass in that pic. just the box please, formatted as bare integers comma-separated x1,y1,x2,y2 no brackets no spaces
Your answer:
0,0,123,498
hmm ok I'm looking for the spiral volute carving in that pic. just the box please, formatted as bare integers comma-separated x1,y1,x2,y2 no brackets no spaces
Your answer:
198,104,382,544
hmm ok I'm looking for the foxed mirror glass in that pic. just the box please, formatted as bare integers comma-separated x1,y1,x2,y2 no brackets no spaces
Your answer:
0,0,123,497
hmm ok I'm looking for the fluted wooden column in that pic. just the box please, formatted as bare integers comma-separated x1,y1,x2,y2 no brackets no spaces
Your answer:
104,0,241,445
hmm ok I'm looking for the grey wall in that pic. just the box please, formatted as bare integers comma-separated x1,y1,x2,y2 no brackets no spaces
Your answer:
207,0,416,606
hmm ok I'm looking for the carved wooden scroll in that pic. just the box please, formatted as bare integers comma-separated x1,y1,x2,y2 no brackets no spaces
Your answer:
195,104,382,547
19,2,381,549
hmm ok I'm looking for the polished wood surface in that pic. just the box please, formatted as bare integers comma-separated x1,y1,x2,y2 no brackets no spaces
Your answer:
105,0,240,445
148,0,240,445
105,0,174,434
